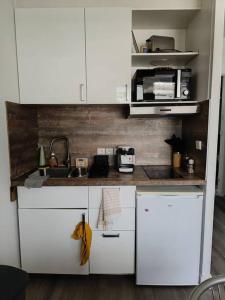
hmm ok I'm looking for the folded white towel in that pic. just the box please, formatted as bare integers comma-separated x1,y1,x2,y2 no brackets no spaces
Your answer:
97,188,121,230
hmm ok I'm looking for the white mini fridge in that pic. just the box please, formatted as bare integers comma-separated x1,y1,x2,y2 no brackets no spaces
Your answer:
136,186,203,286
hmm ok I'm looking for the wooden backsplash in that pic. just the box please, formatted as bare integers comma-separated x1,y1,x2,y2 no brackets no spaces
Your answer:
38,105,182,166
6,102,38,179
7,102,208,178
182,101,209,177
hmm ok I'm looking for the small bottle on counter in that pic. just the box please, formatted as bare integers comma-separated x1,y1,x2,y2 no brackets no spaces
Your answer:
49,152,58,168
187,159,195,174
38,145,47,176
173,152,182,168
182,153,189,171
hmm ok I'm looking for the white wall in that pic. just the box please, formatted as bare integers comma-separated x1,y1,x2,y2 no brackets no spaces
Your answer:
0,0,20,267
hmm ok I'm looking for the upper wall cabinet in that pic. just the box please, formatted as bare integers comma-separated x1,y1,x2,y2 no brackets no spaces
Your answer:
85,8,131,104
15,8,86,104
15,7,131,105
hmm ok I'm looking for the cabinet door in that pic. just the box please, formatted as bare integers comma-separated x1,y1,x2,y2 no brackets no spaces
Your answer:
89,208,135,231
15,8,86,104
18,186,88,209
89,186,136,208
85,8,131,104
90,231,135,274
19,209,89,274
136,195,203,285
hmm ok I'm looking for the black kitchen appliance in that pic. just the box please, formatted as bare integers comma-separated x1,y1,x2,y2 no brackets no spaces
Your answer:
116,146,135,173
143,165,182,179
89,155,109,178
132,68,192,102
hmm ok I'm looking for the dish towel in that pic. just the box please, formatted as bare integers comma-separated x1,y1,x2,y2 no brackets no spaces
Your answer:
71,222,92,266
24,171,49,188
97,188,121,230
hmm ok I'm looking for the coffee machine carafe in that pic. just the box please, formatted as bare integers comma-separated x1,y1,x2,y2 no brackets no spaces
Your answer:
116,146,135,173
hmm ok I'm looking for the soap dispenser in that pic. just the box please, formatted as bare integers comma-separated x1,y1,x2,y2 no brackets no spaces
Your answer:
38,145,46,168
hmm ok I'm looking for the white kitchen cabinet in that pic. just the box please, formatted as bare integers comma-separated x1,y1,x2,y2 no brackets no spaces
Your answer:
89,186,136,274
89,208,135,231
89,186,136,208
19,208,88,274
85,8,131,104
15,8,86,104
18,186,88,209
90,231,135,274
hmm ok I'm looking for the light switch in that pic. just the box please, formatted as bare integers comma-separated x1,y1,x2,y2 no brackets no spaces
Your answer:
97,148,106,155
196,140,203,150
105,148,114,156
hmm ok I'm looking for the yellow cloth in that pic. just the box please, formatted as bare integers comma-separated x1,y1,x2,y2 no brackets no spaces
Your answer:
71,222,92,266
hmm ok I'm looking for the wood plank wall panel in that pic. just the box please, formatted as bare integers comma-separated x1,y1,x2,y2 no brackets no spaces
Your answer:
6,102,38,179
38,105,182,166
182,101,209,177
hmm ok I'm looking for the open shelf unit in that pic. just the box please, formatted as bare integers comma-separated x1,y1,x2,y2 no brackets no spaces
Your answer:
131,6,212,104
132,52,199,67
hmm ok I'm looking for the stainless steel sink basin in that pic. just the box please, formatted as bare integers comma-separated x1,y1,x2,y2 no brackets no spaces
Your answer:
46,167,88,178
46,167,71,178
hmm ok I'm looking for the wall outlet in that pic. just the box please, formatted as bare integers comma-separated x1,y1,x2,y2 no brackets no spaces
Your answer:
105,148,114,156
196,140,203,151
97,148,106,155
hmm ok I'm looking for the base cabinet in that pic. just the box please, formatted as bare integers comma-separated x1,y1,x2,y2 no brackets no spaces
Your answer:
18,186,136,275
89,186,136,274
19,209,88,274
90,231,135,274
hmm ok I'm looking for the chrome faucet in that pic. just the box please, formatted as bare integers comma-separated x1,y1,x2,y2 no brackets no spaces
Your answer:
49,136,71,168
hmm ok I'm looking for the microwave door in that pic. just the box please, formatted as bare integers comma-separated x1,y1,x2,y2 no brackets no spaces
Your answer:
176,69,181,99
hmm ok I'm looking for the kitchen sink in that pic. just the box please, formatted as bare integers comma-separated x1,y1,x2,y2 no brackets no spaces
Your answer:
46,167,71,178
46,167,88,178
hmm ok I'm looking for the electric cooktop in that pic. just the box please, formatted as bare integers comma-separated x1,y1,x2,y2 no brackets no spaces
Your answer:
143,165,183,179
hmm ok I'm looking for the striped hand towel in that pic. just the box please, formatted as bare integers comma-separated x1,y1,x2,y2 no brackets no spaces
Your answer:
97,188,121,230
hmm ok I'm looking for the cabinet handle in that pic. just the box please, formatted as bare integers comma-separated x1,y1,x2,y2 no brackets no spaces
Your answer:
159,109,172,112
82,213,85,234
80,83,85,102
102,233,120,238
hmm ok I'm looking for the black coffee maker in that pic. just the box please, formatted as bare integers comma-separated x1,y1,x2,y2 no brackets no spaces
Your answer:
89,155,109,178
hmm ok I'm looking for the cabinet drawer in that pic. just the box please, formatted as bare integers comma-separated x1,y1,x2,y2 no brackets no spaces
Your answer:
19,208,88,274
18,186,88,208
89,208,135,231
89,186,136,208
90,231,135,274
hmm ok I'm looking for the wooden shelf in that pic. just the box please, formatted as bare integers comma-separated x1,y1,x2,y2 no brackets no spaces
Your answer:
131,52,199,67
130,100,202,105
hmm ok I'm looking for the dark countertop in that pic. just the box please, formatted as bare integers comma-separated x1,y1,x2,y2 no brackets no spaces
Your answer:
11,166,206,187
